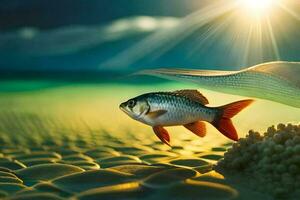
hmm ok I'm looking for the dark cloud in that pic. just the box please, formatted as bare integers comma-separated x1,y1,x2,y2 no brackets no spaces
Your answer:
0,0,203,30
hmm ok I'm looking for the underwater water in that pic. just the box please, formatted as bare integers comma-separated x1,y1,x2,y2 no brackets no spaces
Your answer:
0,78,299,200
1,1,300,199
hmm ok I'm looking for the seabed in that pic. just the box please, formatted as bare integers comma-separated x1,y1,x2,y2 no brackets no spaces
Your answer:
0,81,299,200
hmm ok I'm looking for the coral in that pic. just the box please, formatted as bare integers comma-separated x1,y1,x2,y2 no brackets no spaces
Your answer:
217,123,300,198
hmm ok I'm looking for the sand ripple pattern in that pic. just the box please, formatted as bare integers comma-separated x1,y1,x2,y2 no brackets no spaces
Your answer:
0,129,242,200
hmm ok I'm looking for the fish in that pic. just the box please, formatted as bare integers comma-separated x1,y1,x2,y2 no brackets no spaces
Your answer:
137,61,300,108
119,90,253,146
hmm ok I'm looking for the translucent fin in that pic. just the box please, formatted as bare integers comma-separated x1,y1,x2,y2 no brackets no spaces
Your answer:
247,61,300,88
137,61,300,108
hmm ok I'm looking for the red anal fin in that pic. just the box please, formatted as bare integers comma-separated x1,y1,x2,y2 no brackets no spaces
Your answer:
152,126,171,146
184,121,206,137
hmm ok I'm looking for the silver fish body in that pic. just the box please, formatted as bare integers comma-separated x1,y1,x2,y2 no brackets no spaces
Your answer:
120,90,254,144
140,93,216,126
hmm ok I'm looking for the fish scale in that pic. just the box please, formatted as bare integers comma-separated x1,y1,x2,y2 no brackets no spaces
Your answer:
146,93,214,126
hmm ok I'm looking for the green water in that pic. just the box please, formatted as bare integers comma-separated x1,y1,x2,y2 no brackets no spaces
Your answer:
0,79,299,200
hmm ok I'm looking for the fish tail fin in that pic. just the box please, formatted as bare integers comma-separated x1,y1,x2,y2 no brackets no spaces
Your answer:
212,99,254,141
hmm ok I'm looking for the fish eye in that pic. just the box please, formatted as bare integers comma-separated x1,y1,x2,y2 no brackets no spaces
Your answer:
127,100,136,108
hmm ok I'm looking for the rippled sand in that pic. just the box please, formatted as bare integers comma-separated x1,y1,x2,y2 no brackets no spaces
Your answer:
0,81,299,200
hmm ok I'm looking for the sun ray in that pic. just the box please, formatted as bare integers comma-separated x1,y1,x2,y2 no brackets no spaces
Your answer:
266,17,281,60
187,12,236,58
99,0,236,69
99,0,297,70
241,24,254,65
278,1,300,21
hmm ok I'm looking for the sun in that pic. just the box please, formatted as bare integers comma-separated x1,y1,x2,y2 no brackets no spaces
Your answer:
238,0,276,18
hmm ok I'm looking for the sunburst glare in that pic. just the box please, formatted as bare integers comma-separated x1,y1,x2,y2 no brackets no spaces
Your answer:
101,0,298,69
237,0,276,18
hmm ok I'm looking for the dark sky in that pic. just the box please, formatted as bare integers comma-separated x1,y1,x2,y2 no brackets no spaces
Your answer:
0,0,205,30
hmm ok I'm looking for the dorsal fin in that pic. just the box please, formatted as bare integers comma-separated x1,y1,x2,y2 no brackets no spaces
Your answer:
173,90,209,105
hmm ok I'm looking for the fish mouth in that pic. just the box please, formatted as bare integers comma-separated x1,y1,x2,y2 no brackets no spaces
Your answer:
119,102,128,113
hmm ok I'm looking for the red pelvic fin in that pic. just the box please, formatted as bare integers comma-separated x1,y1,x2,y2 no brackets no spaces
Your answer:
152,126,171,146
184,121,206,137
213,99,254,141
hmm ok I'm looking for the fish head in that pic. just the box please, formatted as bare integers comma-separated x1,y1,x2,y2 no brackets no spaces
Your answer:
119,96,150,120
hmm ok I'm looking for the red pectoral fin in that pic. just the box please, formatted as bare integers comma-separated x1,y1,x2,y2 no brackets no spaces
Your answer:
184,121,206,137
152,126,171,146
